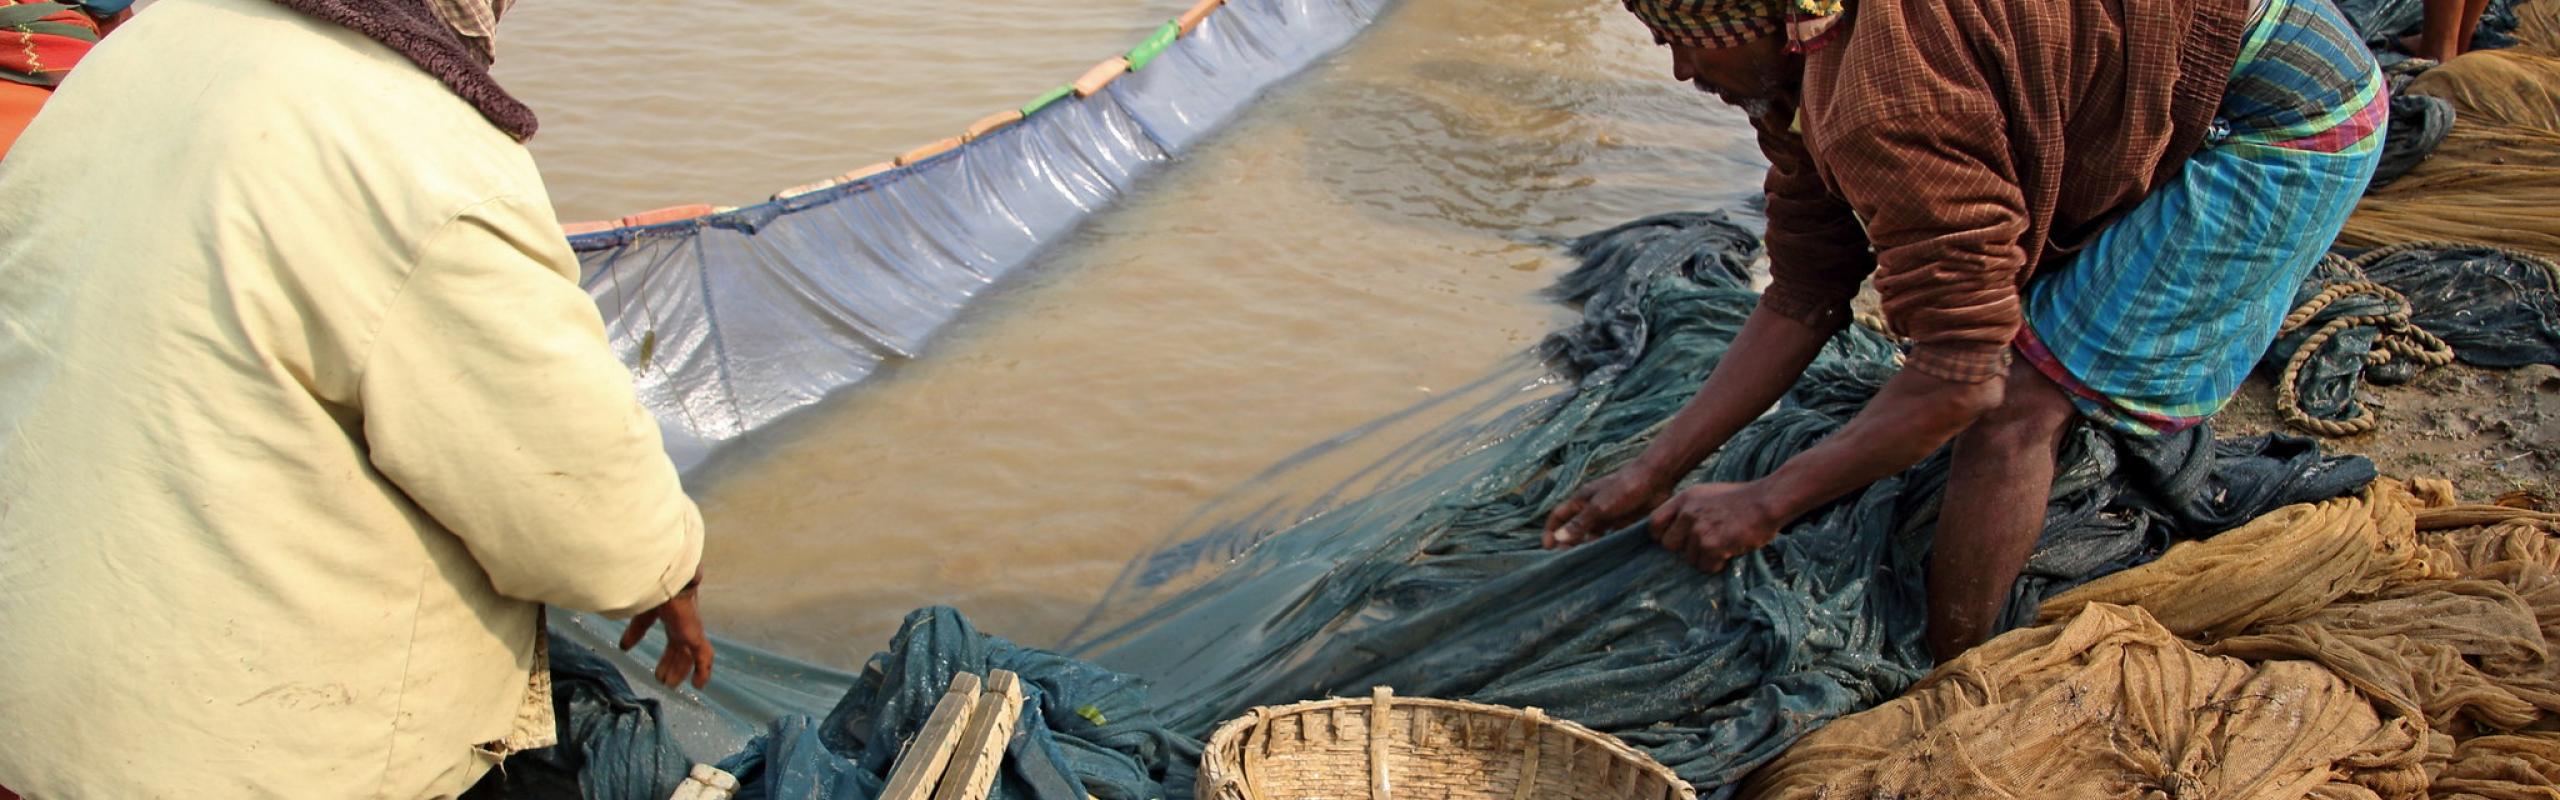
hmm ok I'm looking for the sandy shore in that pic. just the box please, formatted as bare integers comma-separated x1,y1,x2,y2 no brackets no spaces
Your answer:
2213,363,2560,502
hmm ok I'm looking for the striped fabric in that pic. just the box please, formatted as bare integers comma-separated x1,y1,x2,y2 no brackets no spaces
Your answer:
2016,0,2384,435
1622,0,1784,47
1620,0,1844,49
422,0,511,62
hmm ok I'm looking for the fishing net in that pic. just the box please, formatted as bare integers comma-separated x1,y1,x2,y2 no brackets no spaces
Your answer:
2334,0,2523,52
562,0,1399,471
1748,481,2560,800
2373,93,2453,188
506,212,2381,800
481,610,1200,800
2263,230,2560,439
2336,0,2529,187
1061,213,2372,796
2264,0,2560,436
1746,604,2413,798
2342,0,2560,257
2361,242,2560,368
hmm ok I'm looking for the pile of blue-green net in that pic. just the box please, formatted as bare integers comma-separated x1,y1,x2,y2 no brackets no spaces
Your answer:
501,212,2373,800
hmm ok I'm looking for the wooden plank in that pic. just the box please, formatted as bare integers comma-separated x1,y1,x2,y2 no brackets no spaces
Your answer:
1508,710,1542,800
1367,686,1392,800
933,669,1027,800
880,672,985,800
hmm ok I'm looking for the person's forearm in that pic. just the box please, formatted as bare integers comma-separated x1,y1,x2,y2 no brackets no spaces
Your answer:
1626,304,1835,485
1754,366,2004,523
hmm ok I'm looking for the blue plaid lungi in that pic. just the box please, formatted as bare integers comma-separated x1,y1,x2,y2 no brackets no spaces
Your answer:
2017,0,2387,435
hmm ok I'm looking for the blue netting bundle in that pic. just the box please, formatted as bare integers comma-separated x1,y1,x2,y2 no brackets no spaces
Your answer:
2263,241,2560,434
2333,0,2522,52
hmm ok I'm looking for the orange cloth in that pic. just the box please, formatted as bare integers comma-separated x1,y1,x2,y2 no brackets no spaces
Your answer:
0,82,49,159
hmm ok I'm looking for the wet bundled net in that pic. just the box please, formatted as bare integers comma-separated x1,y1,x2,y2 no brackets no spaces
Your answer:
2334,0,2521,186
2335,0,2524,52
519,212,2376,800
2342,0,2560,256
490,609,1201,800
1063,213,2372,794
1745,481,2560,799
2263,233,2560,438
2268,0,2560,434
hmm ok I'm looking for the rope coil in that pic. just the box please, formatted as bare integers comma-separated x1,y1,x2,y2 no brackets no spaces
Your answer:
2273,247,2482,437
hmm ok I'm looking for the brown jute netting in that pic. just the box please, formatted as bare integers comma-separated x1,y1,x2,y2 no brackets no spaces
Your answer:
1742,480,2560,799
2341,0,2560,257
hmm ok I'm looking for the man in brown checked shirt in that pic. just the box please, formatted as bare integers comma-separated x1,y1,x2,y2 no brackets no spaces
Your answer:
1545,0,2386,659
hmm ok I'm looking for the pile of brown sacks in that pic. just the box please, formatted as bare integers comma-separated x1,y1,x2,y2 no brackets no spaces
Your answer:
1743,480,2560,799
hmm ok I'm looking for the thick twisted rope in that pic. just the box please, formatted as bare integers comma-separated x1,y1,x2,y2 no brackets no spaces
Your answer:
2273,248,2477,437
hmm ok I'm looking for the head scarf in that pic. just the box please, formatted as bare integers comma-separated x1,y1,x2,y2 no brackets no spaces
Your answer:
271,0,537,139
423,0,512,63
1621,0,1847,51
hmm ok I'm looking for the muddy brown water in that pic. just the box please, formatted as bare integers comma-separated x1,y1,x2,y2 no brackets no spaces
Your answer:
495,0,1767,667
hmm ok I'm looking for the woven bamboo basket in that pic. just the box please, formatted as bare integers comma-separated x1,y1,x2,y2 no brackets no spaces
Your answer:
1197,687,1697,800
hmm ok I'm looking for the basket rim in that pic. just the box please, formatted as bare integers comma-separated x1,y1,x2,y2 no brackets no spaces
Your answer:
1197,688,1699,800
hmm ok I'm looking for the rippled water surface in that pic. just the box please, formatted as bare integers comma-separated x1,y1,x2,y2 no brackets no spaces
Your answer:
497,0,1765,666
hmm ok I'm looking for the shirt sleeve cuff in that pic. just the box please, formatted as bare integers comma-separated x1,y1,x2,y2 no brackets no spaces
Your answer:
602,505,705,619
1904,341,2012,384
653,508,706,603
1758,278,1855,334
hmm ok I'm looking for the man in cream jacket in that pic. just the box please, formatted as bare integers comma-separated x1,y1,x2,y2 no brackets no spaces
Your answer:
0,0,713,795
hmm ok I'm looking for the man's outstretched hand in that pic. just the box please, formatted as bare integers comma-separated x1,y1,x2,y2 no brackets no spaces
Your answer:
620,571,714,689
1544,466,1674,549
1647,482,1781,573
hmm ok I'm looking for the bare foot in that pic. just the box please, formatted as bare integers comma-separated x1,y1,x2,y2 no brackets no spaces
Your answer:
2400,33,2458,63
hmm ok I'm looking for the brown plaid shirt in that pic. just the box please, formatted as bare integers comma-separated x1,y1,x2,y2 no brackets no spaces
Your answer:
1754,0,2253,382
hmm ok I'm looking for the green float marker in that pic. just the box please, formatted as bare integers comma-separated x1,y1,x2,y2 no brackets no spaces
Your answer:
1126,20,1181,71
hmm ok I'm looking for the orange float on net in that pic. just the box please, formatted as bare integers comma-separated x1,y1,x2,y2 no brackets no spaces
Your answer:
1073,57,1131,98
895,136,966,167
618,204,720,229
963,110,1025,142
1177,0,1224,35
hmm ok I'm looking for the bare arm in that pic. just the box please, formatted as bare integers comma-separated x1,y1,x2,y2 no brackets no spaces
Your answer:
1543,303,1834,546
1762,368,2000,524
1646,365,2003,573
